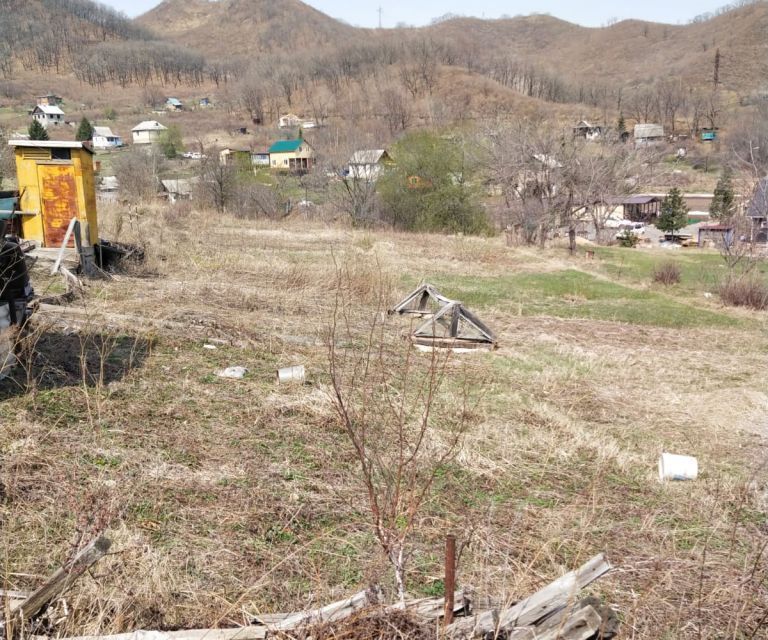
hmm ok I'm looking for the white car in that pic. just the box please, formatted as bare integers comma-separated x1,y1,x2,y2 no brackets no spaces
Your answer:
615,222,645,239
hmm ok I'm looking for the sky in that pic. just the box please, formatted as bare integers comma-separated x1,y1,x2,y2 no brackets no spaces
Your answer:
107,0,732,28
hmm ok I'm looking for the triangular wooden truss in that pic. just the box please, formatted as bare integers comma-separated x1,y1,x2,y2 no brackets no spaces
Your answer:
412,302,497,349
390,283,456,316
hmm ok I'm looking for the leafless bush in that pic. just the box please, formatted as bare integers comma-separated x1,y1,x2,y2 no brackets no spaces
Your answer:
327,261,480,603
718,276,768,310
112,148,163,203
652,261,682,285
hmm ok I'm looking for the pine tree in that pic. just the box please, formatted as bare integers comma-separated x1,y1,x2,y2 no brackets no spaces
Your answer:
76,116,94,142
657,188,689,239
617,113,626,136
709,169,735,221
28,119,49,141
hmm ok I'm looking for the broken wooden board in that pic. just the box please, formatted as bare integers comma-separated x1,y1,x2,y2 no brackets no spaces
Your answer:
10,536,112,626
446,554,611,638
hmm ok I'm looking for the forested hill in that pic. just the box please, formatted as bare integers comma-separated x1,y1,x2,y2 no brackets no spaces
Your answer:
0,0,225,86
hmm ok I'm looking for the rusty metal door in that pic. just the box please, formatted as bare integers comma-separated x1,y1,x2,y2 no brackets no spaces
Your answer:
38,164,78,247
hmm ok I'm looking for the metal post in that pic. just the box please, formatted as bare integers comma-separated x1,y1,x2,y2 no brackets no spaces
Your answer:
444,534,456,625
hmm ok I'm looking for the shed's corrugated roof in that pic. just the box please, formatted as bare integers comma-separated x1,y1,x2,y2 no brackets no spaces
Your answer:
269,139,304,153
166,98,182,106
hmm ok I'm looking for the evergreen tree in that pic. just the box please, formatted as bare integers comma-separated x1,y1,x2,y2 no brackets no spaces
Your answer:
76,117,94,142
709,169,736,221
28,119,49,141
657,188,689,238
617,113,626,136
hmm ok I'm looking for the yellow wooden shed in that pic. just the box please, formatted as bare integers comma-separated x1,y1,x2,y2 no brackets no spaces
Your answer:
8,140,99,248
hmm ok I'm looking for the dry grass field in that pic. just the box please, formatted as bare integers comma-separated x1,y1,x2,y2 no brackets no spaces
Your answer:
1,205,768,638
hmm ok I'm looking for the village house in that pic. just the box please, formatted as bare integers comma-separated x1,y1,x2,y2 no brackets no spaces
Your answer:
199,97,212,108
92,126,123,150
348,149,393,181
747,177,768,243
698,224,734,248
612,195,662,222
31,104,65,128
278,113,317,129
219,148,252,168
572,120,603,141
166,98,184,111
278,113,303,129
36,93,63,107
634,123,665,148
268,138,314,171
131,121,167,145
161,178,198,204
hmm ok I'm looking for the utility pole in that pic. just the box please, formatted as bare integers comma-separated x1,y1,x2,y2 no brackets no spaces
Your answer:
378,5,383,29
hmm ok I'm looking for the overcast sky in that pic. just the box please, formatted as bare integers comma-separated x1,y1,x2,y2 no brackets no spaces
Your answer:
107,0,733,28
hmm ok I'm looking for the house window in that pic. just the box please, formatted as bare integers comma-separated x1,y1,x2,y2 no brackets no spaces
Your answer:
51,148,71,160
284,159,288,165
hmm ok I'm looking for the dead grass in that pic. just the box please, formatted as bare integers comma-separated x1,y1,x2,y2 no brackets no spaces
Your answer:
1,205,767,638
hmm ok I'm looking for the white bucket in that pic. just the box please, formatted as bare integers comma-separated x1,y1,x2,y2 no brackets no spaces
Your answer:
659,453,698,482
0,303,15,380
277,365,306,384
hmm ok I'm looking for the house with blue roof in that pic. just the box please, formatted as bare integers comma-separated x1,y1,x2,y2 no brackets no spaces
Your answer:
166,97,184,111
268,137,314,172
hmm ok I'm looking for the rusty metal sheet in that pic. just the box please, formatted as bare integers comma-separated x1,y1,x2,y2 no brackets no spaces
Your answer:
38,165,78,248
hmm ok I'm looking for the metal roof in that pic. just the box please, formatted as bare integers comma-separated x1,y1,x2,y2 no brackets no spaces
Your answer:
349,149,388,165
33,104,64,115
132,120,167,132
93,126,116,137
7,140,94,154
268,139,306,153
634,123,664,139
618,195,661,205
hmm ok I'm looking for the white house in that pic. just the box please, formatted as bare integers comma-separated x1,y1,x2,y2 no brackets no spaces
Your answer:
92,126,123,150
31,104,65,128
131,120,167,145
348,149,392,181
278,113,303,129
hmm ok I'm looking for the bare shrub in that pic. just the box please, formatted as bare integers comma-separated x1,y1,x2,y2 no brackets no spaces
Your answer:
652,261,682,285
327,261,480,603
718,276,768,310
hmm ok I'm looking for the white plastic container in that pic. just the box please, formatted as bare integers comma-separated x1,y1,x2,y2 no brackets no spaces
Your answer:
659,453,699,482
0,303,15,380
277,365,306,384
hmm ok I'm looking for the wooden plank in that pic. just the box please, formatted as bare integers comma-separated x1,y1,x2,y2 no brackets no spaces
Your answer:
32,627,266,640
506,605,602,640
10,536,111,624
51,217,79,275
267,589,376,632
446,554,611,639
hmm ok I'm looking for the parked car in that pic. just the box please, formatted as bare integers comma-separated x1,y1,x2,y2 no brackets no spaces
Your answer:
615,222,645,239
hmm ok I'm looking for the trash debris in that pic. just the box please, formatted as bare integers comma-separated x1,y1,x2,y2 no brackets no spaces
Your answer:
203,344,217,350
217,366,247,379
277,365,306,384
658,452,698,481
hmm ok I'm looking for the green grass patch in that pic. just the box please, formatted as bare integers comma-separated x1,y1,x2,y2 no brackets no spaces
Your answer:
408,270,746,329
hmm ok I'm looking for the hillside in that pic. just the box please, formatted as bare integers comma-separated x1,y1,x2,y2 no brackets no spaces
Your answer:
136,0,362,56
138,0,768,94
427,3,768,92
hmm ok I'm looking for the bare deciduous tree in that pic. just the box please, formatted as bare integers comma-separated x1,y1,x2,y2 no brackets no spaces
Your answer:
327,266,477,603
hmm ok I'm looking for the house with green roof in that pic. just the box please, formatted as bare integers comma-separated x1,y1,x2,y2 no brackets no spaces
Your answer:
268,137,314,172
